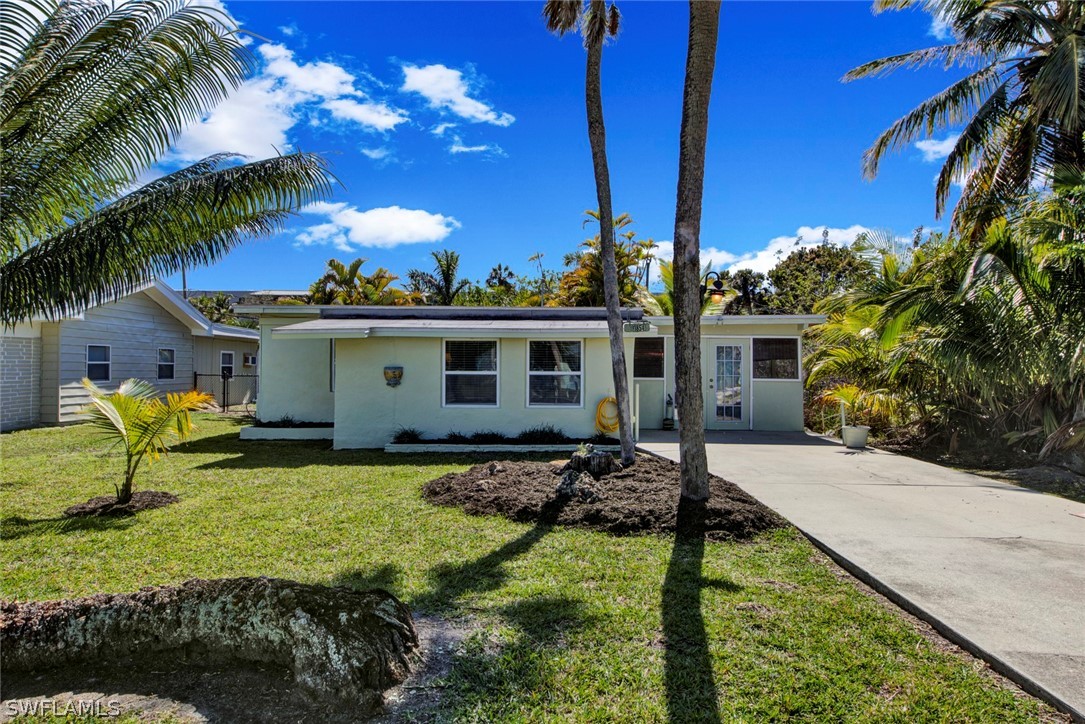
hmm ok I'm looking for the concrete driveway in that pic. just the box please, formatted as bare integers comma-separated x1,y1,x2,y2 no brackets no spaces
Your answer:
638,430,1085,719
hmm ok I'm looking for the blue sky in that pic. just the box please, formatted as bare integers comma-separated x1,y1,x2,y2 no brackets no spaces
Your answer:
165,0,964,292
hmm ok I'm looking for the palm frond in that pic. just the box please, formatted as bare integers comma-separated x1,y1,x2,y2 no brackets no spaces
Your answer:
2,152,331,324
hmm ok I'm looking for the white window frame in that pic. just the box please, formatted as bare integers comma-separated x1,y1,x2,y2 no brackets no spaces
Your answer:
157,347,176,381
632,336,665,380
86,344,111,382
442,339,500,408
526,339,584,408
220,350,235,378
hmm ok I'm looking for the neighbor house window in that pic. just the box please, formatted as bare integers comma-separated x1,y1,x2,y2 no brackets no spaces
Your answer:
444,340,498,406
753,338,799,379
220,351,235,378
527,340,582,406
157,348,175,380
86,345,110,382
633,337,664,379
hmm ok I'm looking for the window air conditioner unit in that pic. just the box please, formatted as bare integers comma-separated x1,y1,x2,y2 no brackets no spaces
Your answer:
243,353,257,367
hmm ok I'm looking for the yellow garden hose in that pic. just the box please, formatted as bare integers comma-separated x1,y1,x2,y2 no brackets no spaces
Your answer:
595,396,620,434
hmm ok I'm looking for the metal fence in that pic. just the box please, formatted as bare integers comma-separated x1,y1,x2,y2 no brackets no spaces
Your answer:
194,371,258,411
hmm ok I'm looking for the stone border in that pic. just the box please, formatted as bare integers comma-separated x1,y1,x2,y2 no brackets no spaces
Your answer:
239,427,333,441
384,443,622,454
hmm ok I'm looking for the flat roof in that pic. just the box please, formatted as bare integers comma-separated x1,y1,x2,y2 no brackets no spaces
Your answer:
271,317,641,339
236,304,646,321
646,314,826,326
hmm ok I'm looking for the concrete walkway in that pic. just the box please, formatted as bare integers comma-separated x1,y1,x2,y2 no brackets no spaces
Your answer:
638,430,1085,718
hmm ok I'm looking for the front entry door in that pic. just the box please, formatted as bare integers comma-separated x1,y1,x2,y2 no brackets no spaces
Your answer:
705,341,748,430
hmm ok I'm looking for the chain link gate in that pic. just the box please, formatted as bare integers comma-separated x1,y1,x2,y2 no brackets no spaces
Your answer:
194,370,258,411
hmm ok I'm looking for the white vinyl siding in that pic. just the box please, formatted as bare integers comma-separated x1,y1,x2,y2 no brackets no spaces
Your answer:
54,292,195,422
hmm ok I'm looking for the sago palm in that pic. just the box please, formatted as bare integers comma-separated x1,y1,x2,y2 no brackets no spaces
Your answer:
846,0,1085,234
81,378,214,504
1,0,331,324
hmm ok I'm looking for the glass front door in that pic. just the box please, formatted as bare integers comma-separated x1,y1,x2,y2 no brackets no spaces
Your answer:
705,341,747,430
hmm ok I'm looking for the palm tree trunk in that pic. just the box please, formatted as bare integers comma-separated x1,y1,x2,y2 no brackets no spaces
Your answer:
673,0,721,501
585,5,635,466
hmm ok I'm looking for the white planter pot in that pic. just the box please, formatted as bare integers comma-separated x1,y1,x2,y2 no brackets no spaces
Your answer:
841,425,871,449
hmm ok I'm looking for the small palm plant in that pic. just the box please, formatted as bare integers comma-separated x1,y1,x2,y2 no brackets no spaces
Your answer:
81,379,214,504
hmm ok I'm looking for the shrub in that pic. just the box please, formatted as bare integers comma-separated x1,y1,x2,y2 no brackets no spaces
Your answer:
515,424,570,445
589,432,620,446
391,427,426,444
468,430,509,444
444,431,471,444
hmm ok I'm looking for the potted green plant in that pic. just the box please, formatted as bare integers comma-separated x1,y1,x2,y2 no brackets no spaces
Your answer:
819,384,876,449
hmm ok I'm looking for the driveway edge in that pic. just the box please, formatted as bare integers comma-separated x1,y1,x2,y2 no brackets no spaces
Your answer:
797,528,1084,722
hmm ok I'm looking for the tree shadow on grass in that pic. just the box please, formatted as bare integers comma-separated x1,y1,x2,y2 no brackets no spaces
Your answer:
0,513,135,541
661,498,742,724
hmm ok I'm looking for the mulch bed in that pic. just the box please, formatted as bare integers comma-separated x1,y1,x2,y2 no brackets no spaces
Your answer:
63,491,180,518
422,453,787,541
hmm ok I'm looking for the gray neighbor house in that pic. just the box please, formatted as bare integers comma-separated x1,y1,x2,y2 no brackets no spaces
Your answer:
1,281,259,431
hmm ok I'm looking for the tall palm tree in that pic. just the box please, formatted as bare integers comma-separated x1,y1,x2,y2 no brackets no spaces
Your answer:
486,263,516,290
637,237,659,287
544,0,635,465
407,249,470,305
845,0,1085,235
1,0,331,325
672,0,722,502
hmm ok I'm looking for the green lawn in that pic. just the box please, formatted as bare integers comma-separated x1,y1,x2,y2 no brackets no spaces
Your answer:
1,416,1058,721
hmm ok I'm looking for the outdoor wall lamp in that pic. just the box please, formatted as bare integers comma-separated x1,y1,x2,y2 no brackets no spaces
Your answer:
383,366,403,387
700,271,728,304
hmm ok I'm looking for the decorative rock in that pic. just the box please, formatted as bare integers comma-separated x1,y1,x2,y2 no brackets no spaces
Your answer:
562,447,622,480
555,470,601,503
0,577,417,715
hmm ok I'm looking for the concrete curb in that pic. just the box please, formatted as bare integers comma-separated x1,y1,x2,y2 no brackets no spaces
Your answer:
385,443,621,454
239,427,333,441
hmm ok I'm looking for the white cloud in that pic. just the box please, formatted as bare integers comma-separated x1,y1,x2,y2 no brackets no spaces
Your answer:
431,122,457,136
297,202,461,250
448,135,505,156
652,225,874,278
360,147,391,160
929,14,953,41
323,98,407,131
915,134,959,162
257,43,355,99
278,23,298,37
401,64,514,126
171,43,407,162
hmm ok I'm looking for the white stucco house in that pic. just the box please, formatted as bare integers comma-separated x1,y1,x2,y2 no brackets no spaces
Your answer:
236,303,824,449
1,281,259,431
